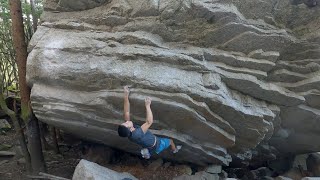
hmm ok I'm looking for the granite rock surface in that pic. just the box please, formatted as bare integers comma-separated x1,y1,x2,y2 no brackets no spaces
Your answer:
27,0,320,166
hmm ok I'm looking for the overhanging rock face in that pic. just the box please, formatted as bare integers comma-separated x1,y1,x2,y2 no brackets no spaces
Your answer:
27,0,320,166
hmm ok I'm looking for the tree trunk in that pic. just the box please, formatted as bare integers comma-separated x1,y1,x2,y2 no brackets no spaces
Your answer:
30,0,37,32
9,0,29,113
28,114,46,173
51,127,60,154
9,0,46,174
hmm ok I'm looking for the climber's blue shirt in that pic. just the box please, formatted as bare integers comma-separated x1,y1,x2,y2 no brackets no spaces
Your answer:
128,124,156,149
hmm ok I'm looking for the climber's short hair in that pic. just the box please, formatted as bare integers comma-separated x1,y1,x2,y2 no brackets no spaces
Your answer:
118,125,131,137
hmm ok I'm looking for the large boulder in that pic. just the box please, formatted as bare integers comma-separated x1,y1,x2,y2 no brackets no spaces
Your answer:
72,159,137,180
27,0,320,166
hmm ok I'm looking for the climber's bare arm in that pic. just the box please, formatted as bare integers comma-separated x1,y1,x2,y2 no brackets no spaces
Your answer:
124,86,130,122
141,97,153,133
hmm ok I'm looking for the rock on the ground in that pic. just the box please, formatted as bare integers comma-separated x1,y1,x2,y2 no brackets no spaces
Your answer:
28,0,320,166
219,170,228,179
281,167,304,180
205,165,222,174
268,156,295,174
175,165,193,176
261,176,274,180
173,171,219,180
0,119,11,130
293,154,309,170
275,176,293,180
301,177,320,180
245,167,273,179
306,153,320,176
72,159,137,180
225,168,246,179
17,158,26,165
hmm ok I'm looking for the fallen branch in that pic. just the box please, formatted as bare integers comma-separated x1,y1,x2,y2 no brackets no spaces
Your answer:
26,175,48,179
39,172,70,180
0,151,15,156
26,172,70,180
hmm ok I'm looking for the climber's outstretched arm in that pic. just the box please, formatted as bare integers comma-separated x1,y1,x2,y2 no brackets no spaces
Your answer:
123,86,130,122
141,97,153,133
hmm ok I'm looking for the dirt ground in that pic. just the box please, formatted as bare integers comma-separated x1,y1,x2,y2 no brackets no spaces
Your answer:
1,130,26,180
0,127,192,180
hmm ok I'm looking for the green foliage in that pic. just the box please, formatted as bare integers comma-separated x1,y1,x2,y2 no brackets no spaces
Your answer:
0,0,43,97
7,83,18,92
34,0,43,18
22,1,32,15
0,0,10,18
0,0,16,96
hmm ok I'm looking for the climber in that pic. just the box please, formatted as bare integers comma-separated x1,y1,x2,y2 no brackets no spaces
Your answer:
117,86,181,159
